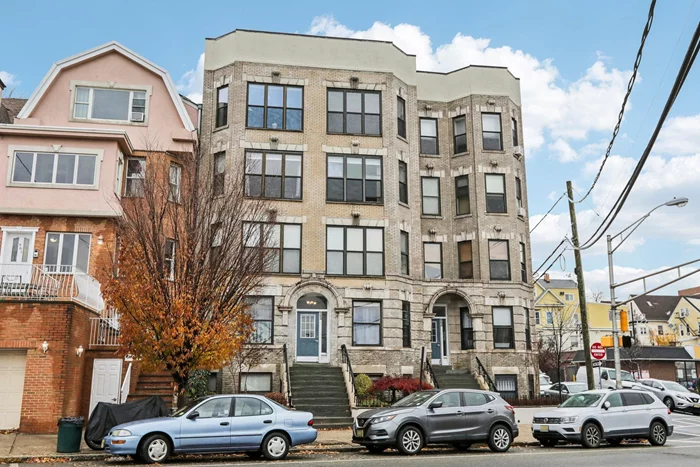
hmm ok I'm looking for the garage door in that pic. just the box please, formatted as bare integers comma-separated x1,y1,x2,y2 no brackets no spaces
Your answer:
0,351,27,429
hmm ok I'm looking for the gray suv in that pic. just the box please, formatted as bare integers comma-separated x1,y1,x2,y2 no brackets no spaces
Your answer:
634,378,700,413
352,389,518,455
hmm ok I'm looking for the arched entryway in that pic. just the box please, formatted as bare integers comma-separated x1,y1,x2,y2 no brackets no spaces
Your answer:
295,293,329,363
431,293,474,366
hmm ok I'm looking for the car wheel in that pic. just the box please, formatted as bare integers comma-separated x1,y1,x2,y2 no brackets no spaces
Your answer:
607,438,623,446
581,423,602,449
262,433,290,460
540,440,557,447
488,424,512,453
649,421,667,446
84,435,104,451
663,397,675,411
366,446,387,454
245,450,262,458
396,426,423,455
452,442,472,451
139,434,171,464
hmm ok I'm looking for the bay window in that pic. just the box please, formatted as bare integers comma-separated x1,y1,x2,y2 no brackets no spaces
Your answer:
327,89,381,135
327,155,382,203
493,306,514,349
489,240,510,280
326,226,384,276
245,152,302,200
244,222,301,274
247,83,303,131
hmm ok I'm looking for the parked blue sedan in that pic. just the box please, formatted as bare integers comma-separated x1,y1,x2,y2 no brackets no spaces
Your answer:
103,394,316,463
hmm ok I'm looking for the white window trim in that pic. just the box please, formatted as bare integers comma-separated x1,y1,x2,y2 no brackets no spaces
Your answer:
43,232,92,274
169,164,182,203
69,81,152,126
115,150,124,199
124,156,146,197
6,144,103,190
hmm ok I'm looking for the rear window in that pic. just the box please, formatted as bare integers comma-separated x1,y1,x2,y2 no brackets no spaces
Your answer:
641,393,655,404
463,392,489,406
622,392,646,406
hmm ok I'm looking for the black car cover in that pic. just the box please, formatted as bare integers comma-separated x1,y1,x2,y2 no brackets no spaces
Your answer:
85,396,169,449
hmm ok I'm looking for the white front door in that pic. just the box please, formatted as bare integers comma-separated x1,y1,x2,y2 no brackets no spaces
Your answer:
0,351,27,430
431,306,449,365
1,232,34,283
89,359,122,415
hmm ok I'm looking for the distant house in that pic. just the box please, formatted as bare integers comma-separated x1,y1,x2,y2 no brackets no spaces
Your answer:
0,78,27,124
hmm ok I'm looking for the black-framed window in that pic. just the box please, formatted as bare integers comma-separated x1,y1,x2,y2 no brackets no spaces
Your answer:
420,118,438,154
327,89,381,135
244,222,301,274
461,307,474,350
511,117,519,147
353,301,382,346
421,177,441,215
423,242,442,279
455,175,470,215
213,152,226,197
245,151,302,200
520,242,527,283
246,296,274,344
516,177,523,212
216,86,228,128
398,161,408,204
495,375,517,399
397,96,406,138
535,311,540,325
453,116,467,154
164,238,176,280
489,240,511,280
327,155,382,203
482,113,502,150
402,301,411,348
485,174,506,213
400,231,409,275
326,226,384,276
525,307,532,350
493,306,514,349
247,83,303,131
528,374,535,399
458,241,473,279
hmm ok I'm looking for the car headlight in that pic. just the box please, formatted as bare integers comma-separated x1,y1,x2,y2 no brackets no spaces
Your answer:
371,415,396,424
110,429,132,437
560,416,578,424
677,394,692,402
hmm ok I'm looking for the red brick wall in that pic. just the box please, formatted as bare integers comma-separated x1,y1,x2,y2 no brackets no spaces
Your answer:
0,300,93,433
622,361,678,381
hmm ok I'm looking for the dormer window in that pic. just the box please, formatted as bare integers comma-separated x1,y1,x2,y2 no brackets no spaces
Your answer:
73,86,147,123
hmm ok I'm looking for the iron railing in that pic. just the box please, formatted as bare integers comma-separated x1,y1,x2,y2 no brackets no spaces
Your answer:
426,358,439,389
282,343,293,407
120,362,132,403
89,308,120,347
475,356,497,392
340,344,358,406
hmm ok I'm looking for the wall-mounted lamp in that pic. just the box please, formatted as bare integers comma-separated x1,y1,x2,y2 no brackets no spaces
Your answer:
76,345,84,357
41,341,49,353
97,235,104,245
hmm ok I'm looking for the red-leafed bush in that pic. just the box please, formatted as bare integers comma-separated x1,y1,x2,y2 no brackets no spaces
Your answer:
264,392,288,406
367,376,433,404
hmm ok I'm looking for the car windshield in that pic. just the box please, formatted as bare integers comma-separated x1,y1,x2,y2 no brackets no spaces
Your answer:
392,391,438,407
566,383,588,393
609,370,636,382
559,393,603,408
664,382,689,392
171,397,209,417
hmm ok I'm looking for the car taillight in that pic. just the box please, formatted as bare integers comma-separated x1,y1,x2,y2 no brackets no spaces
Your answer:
505,405,515,414
667,408,672,415
308,419,314,426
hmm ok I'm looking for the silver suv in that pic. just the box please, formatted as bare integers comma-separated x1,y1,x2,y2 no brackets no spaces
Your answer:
352,389,518,455
634,378,700,413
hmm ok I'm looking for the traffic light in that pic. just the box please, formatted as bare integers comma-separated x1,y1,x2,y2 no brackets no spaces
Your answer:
620,310,629,333
622,335,632,348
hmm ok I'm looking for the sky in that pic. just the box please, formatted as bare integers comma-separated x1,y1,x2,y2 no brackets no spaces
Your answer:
1,0,699,298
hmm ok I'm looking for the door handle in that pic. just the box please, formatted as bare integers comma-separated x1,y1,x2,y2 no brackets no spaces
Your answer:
487,409,495,414
111,398,117,402
263,420,273,424
220,422,230,426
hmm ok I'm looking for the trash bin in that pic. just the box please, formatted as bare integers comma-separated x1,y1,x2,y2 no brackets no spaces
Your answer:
57,416,84,453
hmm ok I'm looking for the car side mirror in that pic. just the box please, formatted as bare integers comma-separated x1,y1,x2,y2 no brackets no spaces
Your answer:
186,411,200,420
603,401,610,411
429,401,443,410
659,387,665,391
562,389,569,394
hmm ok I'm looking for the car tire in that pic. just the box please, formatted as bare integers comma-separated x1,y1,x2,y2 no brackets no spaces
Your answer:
540,440,557,447
139,434,171,464
488,424,512,453
607,438,623,446
649,421,667,446
452,442,472,451
366,446,387,454
84,435,104,451
581,423,602,449
396,426,423,455
261,432,290,460
245,451,262,458
663,398,675,411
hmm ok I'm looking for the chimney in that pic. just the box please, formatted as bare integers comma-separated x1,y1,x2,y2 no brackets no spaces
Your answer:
544,273,550,283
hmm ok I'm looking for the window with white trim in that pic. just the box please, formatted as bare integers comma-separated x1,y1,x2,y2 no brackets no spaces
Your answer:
125,157,146,197
164,239,176,280
73,86,147,122
240,373,272,393
168,164,181,202
44,232,91,273
246,296,274,344
12,151,97,187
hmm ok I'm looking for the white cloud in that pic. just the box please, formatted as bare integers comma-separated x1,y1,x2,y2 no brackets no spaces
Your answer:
0,71,20,88
307,15,632,153
176,53,204,104
656,114,700,156
549,138,579,163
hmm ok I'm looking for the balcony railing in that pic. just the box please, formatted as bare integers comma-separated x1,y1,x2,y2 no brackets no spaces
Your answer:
89,308,120,347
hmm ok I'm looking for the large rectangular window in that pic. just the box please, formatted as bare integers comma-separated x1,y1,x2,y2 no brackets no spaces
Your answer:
247,297,274,344
216,86,228,128
327,89,381,135
423,242,442,279
353,301,382,346
461,308,474,350
493,306,514,349
398,161,408,204
453,116,467,154
525,307,532,350
485,174,506,213
164,239,176,280
516,177,523,212
245,152,302,200
12,151,97,187
455,175,470,215
421,177,441,215
125,157,146,197
495,374,517,399
458,241,473,279
44,232,91,273
168,164,181,202
327,155,382,203
247,83,303,131
420,118,438,154
326,226,384,276
400,231,410,275
397,96,406,138
213,152,226,197
520,242,527,283
244,223,302,274
74,86,147,122
512,117,519,147
482,113,502,150
489,240,511,280
240,373,272,392
402,301,411,348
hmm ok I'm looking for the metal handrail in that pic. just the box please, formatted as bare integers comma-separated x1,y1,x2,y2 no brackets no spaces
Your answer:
475,356,497,392
425,358,439,389
282,343,293,407
340,344,358,406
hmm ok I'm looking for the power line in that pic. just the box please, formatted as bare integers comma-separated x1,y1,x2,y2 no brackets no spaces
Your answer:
533,237,568,276
575,0,657,204
534,248,569,281
530,192,566,234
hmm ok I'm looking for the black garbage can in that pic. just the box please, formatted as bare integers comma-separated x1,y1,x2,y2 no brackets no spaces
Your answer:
57,416,84,453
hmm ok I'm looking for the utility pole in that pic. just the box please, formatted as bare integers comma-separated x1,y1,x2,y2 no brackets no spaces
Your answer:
607,235,623,389
566,181,595,390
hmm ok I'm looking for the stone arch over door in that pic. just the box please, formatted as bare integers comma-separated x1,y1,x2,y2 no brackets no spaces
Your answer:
282,277,346,309
425,287,477,314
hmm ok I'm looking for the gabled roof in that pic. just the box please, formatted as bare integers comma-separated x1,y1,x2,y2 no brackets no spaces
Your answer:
535,289,566,307
17,41,194,132
536,278,577,290
631,295,682,322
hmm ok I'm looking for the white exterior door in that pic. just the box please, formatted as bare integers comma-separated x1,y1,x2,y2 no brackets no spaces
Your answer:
89,359,122,415
1,232,34,283
0,351,27,430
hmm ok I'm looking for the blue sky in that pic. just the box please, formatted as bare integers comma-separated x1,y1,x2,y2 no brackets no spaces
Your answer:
2,0,699,297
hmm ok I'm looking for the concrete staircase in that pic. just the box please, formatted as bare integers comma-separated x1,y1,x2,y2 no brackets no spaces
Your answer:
431,365,481,390
127,372,174,406
290,364,353,429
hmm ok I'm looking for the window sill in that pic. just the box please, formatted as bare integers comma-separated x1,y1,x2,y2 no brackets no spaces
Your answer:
260,272,303,277
454,213,472,219
398,201,410,209
245,196,304,202
213,125,229,133
482,150,506,154
421,214,443,219
326,200,384,206
327,132,383,138
419,153,441,158
397,135,409,144
490,278,513,282
70,116,147,127
7,182,99,191
485,212,509,216
491,348,516,352
326,274,385,279
453,152,469,158
246,127,304,133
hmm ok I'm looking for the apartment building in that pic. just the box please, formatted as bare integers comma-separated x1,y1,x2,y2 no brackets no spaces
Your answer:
0,42,196,432
201,30,537,403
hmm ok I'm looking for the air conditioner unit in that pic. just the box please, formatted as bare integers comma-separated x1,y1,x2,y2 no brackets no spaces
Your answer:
518,207,526,217
131,112,145,122
514,146,524,159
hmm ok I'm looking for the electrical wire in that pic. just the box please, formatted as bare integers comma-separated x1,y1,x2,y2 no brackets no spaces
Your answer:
532,237,568,276
530,192,566,234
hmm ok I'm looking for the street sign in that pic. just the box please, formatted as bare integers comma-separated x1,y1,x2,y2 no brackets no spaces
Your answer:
591,342,606,360
592,360,602,367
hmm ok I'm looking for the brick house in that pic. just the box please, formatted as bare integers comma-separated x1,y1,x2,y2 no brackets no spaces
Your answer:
0,42,196,432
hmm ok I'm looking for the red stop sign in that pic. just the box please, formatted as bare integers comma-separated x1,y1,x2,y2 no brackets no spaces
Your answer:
591,342,606,360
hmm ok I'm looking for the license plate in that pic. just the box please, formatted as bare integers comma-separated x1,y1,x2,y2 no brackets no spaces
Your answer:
694,404,700,408
540,425,549,432
356,429,364,438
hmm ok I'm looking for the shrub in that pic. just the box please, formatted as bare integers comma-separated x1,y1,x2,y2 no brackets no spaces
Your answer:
369,376,433,403
355,374,372,396
264,392,288,406
185,369,211,400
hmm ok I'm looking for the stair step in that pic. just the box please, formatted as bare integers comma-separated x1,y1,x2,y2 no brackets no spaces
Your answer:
290,386,347,393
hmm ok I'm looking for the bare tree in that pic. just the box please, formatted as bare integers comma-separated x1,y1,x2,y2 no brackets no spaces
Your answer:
589,290,605,303
537,304,580,402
